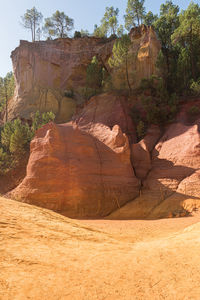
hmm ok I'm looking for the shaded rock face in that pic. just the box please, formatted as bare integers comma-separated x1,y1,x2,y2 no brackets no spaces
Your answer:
145,122,200,194
12,94,139,217
74,93,137,143
108,119,200,220
132,125,161,180
8,26,160,122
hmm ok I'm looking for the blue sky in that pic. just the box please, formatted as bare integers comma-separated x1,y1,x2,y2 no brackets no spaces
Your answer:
0,0,195,77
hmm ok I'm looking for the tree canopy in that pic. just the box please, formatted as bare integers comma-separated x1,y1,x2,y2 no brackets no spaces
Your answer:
94,6,119,37
44,10,74,38
0,72,15,121
109,34,132,92
124,0,146,30
21,7,43,42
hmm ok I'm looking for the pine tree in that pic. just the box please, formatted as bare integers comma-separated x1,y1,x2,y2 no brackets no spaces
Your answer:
21,7,43,42
124,0,145,30
109,34,132,92
44,11,74,38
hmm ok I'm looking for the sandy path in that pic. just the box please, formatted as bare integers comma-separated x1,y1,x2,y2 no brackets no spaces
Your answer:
79,215,200,242
0,197,200,300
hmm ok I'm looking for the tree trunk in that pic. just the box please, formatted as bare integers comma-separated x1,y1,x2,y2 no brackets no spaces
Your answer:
4,82,8,123
189,26,196,79
33,16,36,42
31,24,34,42
137,12,140,26
5,94,8,123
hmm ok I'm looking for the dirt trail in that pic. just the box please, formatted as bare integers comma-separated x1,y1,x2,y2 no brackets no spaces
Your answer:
1,197,200,300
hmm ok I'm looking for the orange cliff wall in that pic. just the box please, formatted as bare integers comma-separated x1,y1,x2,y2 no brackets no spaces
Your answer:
8,26,161,123
8,37,114,122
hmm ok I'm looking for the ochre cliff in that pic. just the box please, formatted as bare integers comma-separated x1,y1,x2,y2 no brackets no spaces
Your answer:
8,37,114,122
111,25,161,90
8,25,160,122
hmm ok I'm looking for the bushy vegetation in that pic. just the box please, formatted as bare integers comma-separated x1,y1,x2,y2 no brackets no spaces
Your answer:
81,56,110,99
131,76,179,141
136,120,145,139
108,34,132,92
188,106,200,116
0,111,55,174
153,1,200,96
0,72,15,117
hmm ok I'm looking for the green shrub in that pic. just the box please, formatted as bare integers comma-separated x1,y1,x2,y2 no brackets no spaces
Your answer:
136,120,146,140
0,148,12,174
188,105,200,116
74,31,81,38
64,89,74,98
190,80,200,95
1,119,31,158
9,121,31,158
86,56,103,92
79,87,97,100
130,106,141,124
0,111,55,174
31,111,55,133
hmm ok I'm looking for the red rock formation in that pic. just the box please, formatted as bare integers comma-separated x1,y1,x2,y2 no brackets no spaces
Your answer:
11,94,200,218
12,122,138,217
12,94,139,217
108,119,200,219
145,122,200,194
74,93,136,143
132,125,161,180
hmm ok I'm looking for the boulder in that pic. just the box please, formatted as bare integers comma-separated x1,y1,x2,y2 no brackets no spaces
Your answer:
12,121,139,217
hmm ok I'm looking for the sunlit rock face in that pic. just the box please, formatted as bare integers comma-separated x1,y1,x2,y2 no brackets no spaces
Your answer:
111,25,161,90
11,94,139,217
8,25,161,123
8,37,114,122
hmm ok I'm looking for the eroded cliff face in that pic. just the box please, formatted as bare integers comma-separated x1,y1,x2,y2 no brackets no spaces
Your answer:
111,25,161,90
11,94,139,217
11,95,200,218
109,102,200,220
8,26,160,122
10,26,200,219
8,37,114,122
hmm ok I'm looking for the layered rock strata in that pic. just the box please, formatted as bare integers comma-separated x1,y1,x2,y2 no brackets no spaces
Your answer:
8,26,160,122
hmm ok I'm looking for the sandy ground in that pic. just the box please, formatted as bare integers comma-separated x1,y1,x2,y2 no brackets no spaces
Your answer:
1,197,200,300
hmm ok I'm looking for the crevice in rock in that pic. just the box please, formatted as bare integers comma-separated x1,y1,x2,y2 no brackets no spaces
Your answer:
139,126,165,185
88,97,106,216
119,97,138,181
